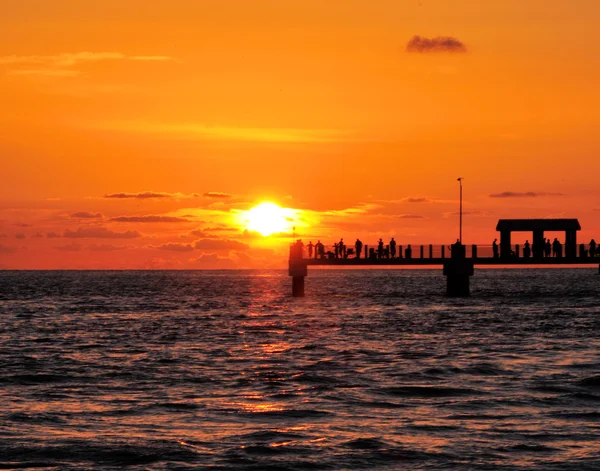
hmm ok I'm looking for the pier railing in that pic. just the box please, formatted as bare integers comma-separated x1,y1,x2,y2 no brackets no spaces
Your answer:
298,243,598,261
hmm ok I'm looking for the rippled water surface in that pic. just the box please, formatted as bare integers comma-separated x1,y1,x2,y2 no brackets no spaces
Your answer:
1,269,600,470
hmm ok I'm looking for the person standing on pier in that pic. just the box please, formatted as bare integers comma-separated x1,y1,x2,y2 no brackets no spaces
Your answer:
590,239,596,258
390,238,397,258
523,240,531,259
405,244,413,259
545,239,552,257
316,240,324,259
334,242,339,259
355,239,363,259
339,238,345,259
307,241,314,259
492,239,499,258
377,239,384,259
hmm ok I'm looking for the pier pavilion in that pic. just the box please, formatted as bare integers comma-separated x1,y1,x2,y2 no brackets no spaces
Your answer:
496,219,580,260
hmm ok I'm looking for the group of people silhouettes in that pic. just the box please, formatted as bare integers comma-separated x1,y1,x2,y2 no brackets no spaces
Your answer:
294,237,598,260
491,238,598,259
304,238,415,260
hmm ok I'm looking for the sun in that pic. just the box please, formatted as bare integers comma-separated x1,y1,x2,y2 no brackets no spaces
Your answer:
243,202,294,236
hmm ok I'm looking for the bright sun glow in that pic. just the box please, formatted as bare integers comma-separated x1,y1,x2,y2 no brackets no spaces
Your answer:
244,202,294,236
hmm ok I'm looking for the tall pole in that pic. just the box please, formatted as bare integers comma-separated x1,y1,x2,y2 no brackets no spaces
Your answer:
457,178,463,243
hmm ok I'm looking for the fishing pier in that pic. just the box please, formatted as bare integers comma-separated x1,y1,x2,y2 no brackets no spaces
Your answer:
289,219,600,297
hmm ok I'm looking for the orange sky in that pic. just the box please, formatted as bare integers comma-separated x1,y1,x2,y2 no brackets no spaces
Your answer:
1,0,599,269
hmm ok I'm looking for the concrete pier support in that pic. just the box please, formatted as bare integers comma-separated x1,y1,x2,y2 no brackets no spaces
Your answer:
292,275,305,297
288,255,308,297
443,259,475,297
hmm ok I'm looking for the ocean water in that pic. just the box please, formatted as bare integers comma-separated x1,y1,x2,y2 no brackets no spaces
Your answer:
1,268,600,470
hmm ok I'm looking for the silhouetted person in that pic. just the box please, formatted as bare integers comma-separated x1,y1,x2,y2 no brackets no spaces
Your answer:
545,239,551,258
307,241,314,259
590,239,597,259
523,240,531,259
316,240,324,259
296,239,304,258
334,242,339,259
492,238,499,259
339,238,345,258
355,239,363,259
377,238,384,259
390,238,397,258
552,238,562,258
405,244,412,259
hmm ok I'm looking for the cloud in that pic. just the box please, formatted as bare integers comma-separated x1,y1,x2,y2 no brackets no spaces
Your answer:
33,232,44,238
191,252,233,264
64,227,141,239
203,226,239,232
489,192,564,198
54,243,82,252
0,52,173,67
193,238,250,252
15,233,26,239
72,211,103,219
109,215,190,223
104,192,198,200
398,214,424,219
153,243,195,252
203,192,232,199
88,244,128,251
403,197,430,203
46,232,61,238
406,36,467,53
0,245,16,254
14,223,31,227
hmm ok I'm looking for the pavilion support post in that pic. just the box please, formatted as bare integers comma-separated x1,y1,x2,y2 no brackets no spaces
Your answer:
443,259,474,297
500,230,511,260
533,229,544,259
566,230,577,259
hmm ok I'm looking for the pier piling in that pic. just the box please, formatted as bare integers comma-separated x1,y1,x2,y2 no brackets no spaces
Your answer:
289,243,308,297
443,259,474,297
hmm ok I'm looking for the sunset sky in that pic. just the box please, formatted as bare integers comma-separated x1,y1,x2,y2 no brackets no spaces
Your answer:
1,0,599,269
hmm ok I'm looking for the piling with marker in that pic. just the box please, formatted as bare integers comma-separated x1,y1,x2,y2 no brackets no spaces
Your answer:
443,242,474,297
289,243,307,297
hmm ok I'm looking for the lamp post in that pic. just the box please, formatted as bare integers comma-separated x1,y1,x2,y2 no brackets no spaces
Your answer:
457,178,463,244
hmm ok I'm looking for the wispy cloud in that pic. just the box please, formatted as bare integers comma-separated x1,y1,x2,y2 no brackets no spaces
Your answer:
489,191,564,198
64,227,141,239
0,245,16,253
153,243,195,252
398,214,424,219
193,238,250,251
72,211,103,219
104,192,199,200
406,36,467,53
204,192,232,199
0,52,173,67
2,52,174,79
88,244,129,251
109,215,190,223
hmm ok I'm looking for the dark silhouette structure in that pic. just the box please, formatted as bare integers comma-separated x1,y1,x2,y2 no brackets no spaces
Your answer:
288,218,597,297
496,219,580,259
